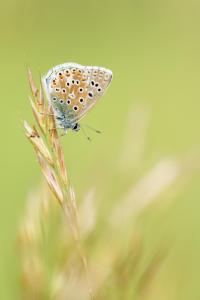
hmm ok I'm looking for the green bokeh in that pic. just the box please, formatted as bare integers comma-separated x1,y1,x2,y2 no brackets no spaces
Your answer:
1,0,200,299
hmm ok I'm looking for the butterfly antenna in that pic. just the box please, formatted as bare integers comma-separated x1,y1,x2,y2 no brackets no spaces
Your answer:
81,126,92,142
82,124,102,134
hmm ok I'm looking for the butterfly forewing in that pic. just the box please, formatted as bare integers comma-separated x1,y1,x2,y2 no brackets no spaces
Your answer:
43,63,112,128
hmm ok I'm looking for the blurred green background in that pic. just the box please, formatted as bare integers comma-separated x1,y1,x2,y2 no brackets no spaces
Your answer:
1,0,200,299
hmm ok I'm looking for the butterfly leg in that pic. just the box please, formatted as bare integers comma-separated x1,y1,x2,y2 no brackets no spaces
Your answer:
61,132,67,137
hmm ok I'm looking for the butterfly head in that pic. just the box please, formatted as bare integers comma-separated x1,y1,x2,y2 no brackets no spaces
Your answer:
72,123,80,132
55,115,80,132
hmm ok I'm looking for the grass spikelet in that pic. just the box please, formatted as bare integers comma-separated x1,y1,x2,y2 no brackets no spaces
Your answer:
24,69,93,299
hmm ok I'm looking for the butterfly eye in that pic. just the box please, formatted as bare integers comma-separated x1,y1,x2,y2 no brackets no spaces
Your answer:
71,79,75,85
73,105,79,111
95,82,99,87
88,92,93,99
62,88,66,93
55,88,60,92
79,97,84,103
76,80,80,85
72,68,77,73
90,80,95,86
66,82,70,87
78,69,83,74
60,99,64,104
78,87,84,93
52,96,57,101
67,99,71,105
97,87,102,93
93,70,98,76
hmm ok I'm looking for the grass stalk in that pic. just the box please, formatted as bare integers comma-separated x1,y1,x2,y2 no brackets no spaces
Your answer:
24,69,93,299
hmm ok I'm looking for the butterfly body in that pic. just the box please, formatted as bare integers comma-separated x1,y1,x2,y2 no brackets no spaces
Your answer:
42,62,113,133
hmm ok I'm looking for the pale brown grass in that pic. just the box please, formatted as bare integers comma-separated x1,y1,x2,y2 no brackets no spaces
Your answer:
23,70,93,299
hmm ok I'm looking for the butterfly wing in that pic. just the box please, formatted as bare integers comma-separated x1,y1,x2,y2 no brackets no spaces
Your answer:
67,65,113,124
42,63,113,126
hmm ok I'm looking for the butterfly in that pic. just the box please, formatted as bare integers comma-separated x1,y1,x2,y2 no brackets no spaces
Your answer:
42,62,113,134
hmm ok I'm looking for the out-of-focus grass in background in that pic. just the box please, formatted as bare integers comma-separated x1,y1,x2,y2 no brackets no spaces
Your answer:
1,0,200,299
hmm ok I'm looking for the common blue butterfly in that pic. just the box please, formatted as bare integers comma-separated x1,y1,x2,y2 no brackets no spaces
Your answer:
42,62,113,133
